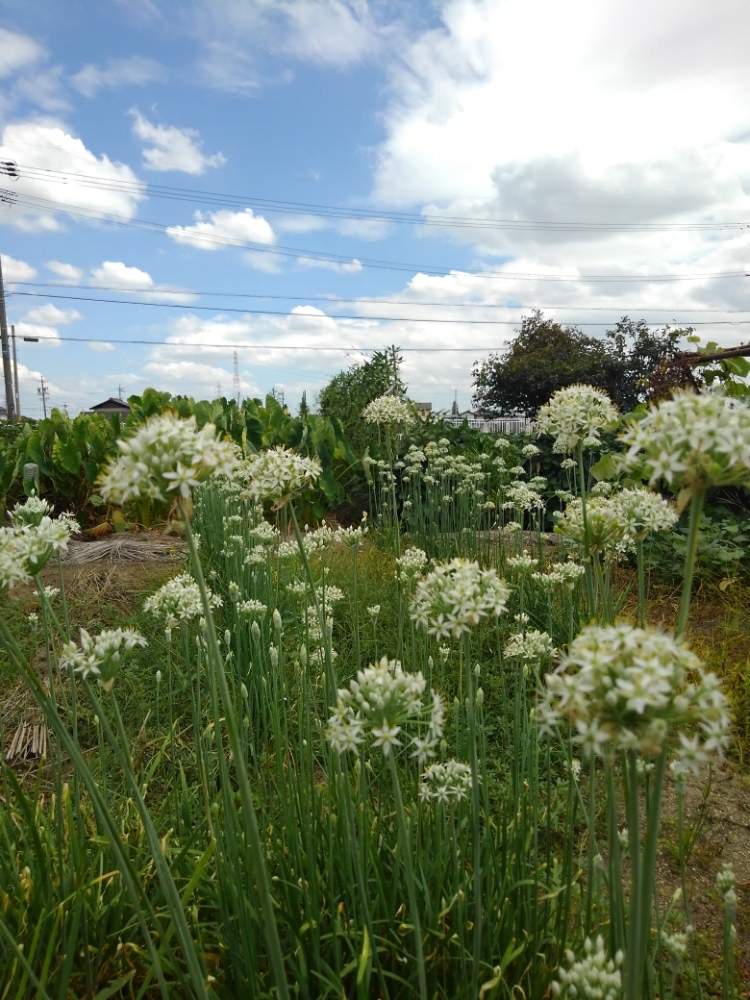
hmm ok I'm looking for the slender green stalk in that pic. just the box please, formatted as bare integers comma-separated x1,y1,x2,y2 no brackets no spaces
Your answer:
675,490,705,639
180,502,290,1000
387,755,427,1000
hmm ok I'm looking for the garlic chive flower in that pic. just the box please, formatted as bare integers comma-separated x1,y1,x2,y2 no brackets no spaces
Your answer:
411,558,510,640
100,414,239,504
326,656,444,762
419,760,472,804
362,394,414,426
504,629,555,662
9,495,54,527
239,446,321,508
622,390,750,493
396,546,429,581
539,624,730,768
59,627,146,690
0,513,78,590
551,936,623,999
143,572,222,631
536,384,619,454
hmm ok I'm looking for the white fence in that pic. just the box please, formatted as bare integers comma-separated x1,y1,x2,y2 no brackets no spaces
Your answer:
443,416,532,435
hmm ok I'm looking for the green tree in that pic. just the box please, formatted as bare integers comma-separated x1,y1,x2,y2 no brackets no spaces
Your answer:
472,312,611,416
318,346,404,449
472,311,693,416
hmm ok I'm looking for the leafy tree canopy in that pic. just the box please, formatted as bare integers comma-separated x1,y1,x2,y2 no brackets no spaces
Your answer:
318,347,404,450
472,311,692,416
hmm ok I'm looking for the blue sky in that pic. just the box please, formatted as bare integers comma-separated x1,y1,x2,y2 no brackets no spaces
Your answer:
1,0,749,417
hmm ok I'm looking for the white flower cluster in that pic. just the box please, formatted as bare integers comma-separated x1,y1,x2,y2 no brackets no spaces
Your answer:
326,656,444,761
362,394,414,426
238,598,267,618
555,489,677,558
554,496,625,554
536,384,619,454
396,546,429,581
540,624,730,768
238,446,321,507
100,415,239,504
9,495,54,526
419,759,472,804
0,513,78,590
504,629,555,662
531,561,585,590
611,487,677,552
506,551,538,573
503,482,545,512
551,936,623,999
411,558,510,639
622,390,750,491
143,573,222,631
59,627,146,689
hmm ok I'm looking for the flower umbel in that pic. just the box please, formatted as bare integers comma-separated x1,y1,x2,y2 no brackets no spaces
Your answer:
59,627,147,690
100,414,238,504
539,624,730,769
326,656,444,762
535,384,619,454
411,558,510,639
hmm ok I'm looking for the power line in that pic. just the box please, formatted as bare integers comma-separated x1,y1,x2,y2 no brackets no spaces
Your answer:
11,289,750,327
8,162,750,233
4,190,748,284
11,280,750,314
16,331,750,352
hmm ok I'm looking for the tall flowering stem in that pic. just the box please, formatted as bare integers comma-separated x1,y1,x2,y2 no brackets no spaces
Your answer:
179,499,290,1000
675,490,705,639
387,754,428,1000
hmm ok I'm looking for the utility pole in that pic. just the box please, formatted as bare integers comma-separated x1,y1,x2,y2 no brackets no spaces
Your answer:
11,323,20,417
117,383,124,401
0,255,15,420
37,376,49,419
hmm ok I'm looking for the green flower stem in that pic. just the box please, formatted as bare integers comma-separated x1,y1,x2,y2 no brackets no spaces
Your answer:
0,618,172,999
387,754,427,1000
576,442,596,616
636,541,646,628
180,502,290,1000
675,490,705,639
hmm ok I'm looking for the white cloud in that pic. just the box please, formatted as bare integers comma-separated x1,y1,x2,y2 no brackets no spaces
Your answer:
144,357,258,396
24,304,81,325
91,260,154,291
276,214,328,234
130,109,226,175
90,260,195,303
13,65,71,113
297,256,363,274
4,255,36,282
71,55,165,97
335,217,391,241
167,208,275,250
47,260,83,283
191,0,384,84
0,27,44,78
0,122,145,230
88,341,116,352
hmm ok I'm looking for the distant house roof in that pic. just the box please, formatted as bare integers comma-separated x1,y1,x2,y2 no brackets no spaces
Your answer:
413,401,432,412
90,397,130,414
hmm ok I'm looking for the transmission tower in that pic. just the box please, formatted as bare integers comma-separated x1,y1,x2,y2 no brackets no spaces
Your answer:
232,350,241,404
